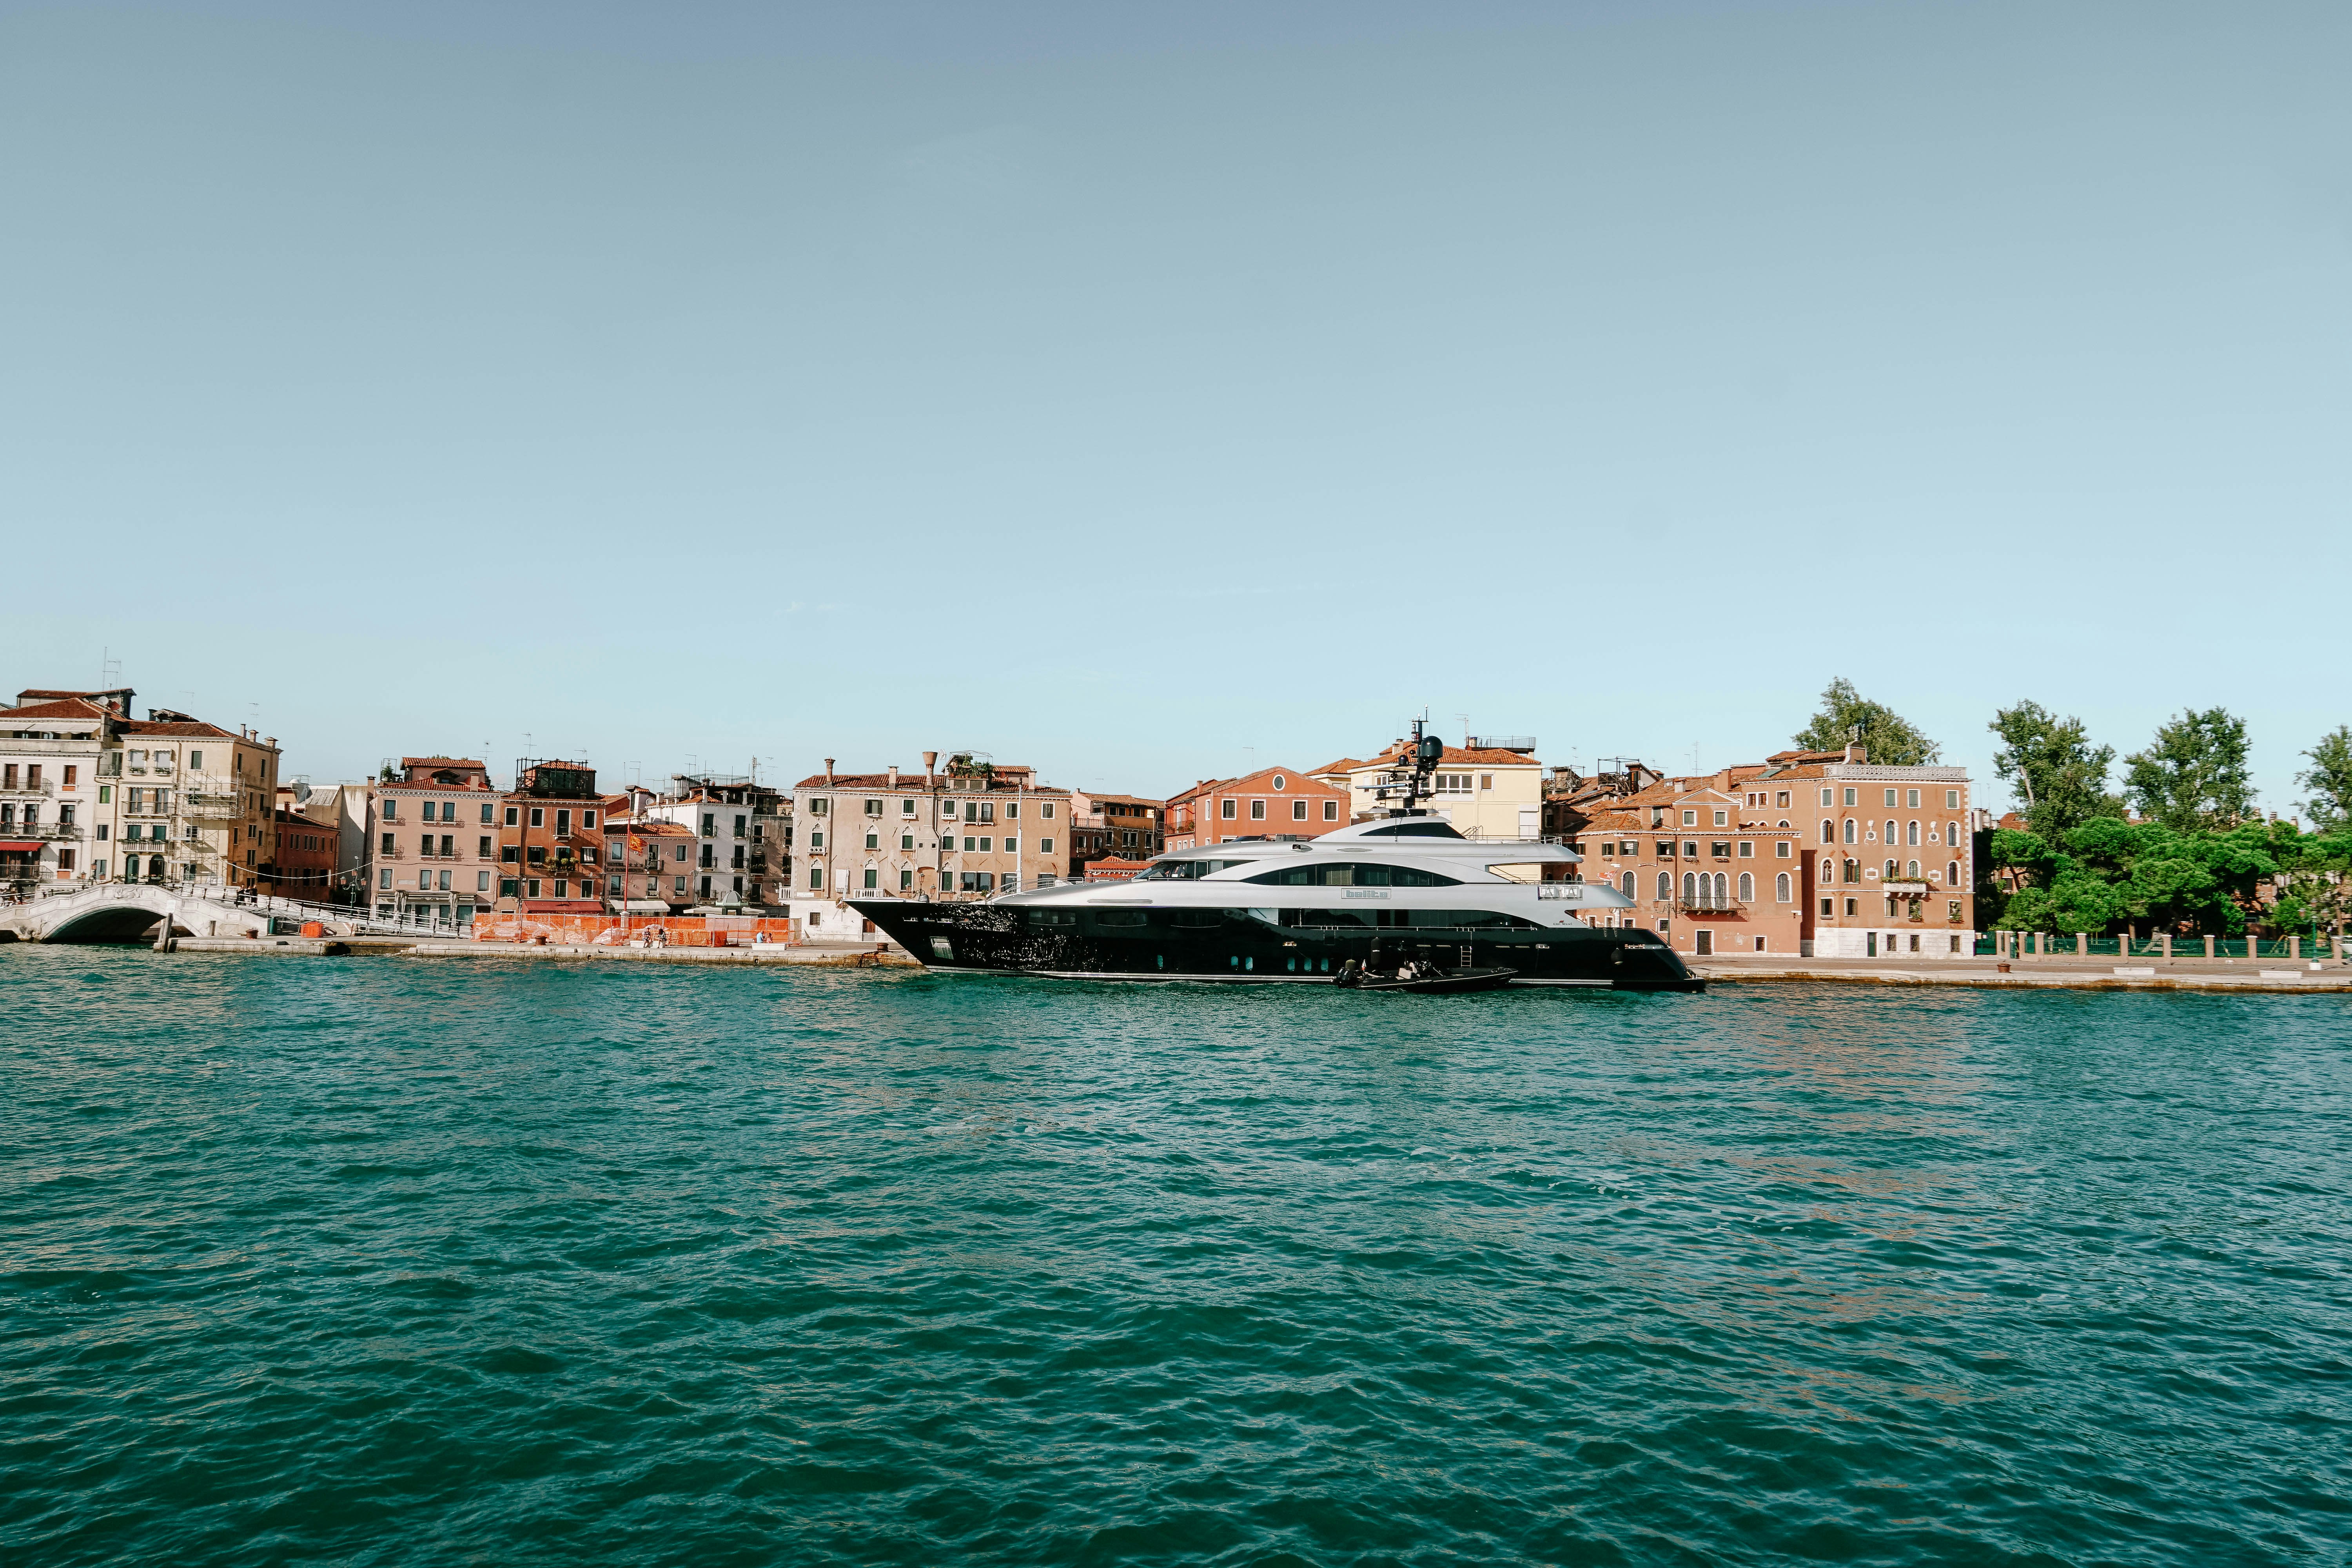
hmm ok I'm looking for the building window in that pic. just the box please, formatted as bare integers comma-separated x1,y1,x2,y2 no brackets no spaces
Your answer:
1820,820,1833,843
481,803,494,824
1819,788,1833,806
864,831,878,849
1737,840,1753,858
529,808,544,828
505,806,519,826
379,869,392,889
1323,800,1338,821
1040,837,1053,854
1946,790,1961,809
526,878,542,897
1776,791,1790,808
1905,820,1918,846
1843,818,1856,844
1738,872,1753,902
1776,872,1791,902
1820,897,1833,916
1713,809,1727,826
1620,870,1635,899
1843,788,1857,807
381,833,395,855
1844,897,1857,916
1681,809,1696,826
1907,859,1922,879
1655,872,1671,900
1775,841,1790,858
1041,803,1054,819
902,799,916,816
1003,836,1017,854
863,869,878,889
1291,799,1308,821
809,869,824,889
810,831,824,849
478,871,492,891
1250,800,1266,820
1947,860,1961,886
1884,859,1899,880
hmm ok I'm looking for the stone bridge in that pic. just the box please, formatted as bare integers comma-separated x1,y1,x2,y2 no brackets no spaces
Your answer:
0,884,278,944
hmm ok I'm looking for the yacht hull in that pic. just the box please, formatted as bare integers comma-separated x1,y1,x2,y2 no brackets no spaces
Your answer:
850,900,1704,992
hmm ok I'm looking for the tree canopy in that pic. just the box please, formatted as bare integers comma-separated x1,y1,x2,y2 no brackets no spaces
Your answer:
1985,817,2345,935
2297,724,2352,833
1987,700,2119,839
1791,678,1940,766
2122,708,2255,831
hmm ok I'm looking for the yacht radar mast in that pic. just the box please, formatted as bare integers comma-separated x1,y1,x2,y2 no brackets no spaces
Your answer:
1384,717,1445,818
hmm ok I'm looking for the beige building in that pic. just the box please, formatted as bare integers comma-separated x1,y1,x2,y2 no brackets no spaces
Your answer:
1312,736,1546,840
365,757,503,928
2,688,279,894
789,751,1071,937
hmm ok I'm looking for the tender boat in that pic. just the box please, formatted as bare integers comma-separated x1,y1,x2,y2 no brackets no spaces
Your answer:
1339,960,1519,995
849,721,1704,993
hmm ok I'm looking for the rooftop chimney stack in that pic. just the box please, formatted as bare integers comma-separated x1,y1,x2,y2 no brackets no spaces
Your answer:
824,758,835,785
923,750,938,788
887,764,899,789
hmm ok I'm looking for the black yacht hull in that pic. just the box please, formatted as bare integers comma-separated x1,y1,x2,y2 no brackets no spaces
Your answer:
850,900,1704,991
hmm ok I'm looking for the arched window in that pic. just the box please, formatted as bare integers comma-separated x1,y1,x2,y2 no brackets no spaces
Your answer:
1907,859,1920,878
1884,820,1898,845
1947,822,1960,849
1715,872,1728,905
1738,871,1753,902
1907,820,1919,846
1820,819,1834,844
1843,858,1860,883
1947,860,1960,887
1843,818,1856,844
1884,859,1898,881
1775,871,1791,902
1656,872,1672,901
1621,870,1635,899
1681,871,1696,904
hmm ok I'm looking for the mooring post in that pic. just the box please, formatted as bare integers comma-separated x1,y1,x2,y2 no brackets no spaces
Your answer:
153,898,176,953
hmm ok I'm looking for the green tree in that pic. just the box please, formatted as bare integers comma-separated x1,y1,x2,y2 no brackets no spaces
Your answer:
1792,678,1940,766
2296,725,2352,832
1987,701,2119,839
2122,708,2254,831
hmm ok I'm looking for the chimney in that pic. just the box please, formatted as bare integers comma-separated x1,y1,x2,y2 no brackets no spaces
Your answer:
887,764,899,789
923,750,937,788
824,758,835,785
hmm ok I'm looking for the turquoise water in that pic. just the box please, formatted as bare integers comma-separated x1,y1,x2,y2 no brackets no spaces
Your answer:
3,950,2348,1566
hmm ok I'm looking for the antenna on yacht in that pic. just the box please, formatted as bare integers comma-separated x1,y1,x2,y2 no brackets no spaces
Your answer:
1391,716,1445,818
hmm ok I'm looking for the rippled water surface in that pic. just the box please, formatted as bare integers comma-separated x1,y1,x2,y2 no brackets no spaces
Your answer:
4,949,2349,1566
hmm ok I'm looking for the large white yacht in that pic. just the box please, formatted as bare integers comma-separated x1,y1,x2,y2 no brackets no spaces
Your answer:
852,728,1701,991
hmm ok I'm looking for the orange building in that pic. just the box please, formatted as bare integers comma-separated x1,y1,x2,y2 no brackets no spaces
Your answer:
497,759,605,916
1163,766,1350,851
1067,790,1165,879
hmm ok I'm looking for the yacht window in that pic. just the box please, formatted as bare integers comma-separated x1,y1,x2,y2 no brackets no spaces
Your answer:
1132,858,1244,880
1357,820,1463,838
1092,910,1149,927
1027,910,1076,927
1170,909,1224,928
1244,863,1459,887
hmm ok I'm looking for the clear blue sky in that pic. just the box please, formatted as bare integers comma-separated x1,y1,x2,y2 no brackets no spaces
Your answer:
5,0,2346,811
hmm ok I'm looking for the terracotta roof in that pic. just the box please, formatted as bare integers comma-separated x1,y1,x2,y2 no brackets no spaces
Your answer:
1308,757,1365,776
1332,740,1544,771
402,756,485,769
612,819,695,837
5,698,111,723
15,689,129,703
118,719,243,739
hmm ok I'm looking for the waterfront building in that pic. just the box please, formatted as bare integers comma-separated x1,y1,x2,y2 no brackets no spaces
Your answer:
789,752,1071,936
269,805,340,898
366,757,503,927
1163,766,1350,851
630,773,789,909
1311,737,1545,839
495,759,605,918
604,815,698,912
1550,744,1976,958
1,692,116,893
1066,790,1165,880
4,688,280,895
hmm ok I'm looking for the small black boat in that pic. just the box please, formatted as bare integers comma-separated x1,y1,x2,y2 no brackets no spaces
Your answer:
1336,959,1518,995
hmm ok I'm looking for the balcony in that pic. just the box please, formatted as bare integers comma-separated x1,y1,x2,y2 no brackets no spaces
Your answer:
1,780,54,797
1675,898,1747,916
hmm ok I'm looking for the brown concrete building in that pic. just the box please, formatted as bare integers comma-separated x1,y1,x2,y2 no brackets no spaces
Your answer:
1163,766,1350,851
1550,745,1976,959
269,806,341,899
